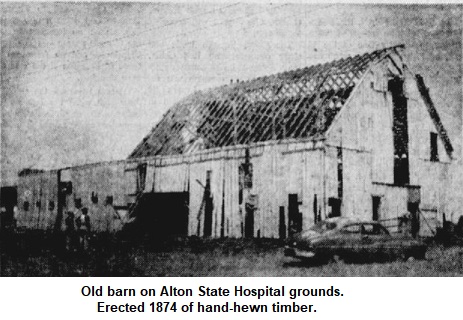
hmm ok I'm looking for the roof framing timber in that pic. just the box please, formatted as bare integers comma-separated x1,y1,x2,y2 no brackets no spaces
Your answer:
129,45,405,158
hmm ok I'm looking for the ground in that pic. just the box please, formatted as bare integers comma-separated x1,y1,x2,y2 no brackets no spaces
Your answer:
1,234,462,276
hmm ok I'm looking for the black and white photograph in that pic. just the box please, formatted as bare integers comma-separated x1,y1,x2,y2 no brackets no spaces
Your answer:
1,2,462,277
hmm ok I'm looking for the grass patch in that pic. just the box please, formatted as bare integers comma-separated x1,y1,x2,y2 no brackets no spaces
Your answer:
1,232,462,276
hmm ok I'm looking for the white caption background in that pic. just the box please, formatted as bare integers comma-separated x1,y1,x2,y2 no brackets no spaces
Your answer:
0,277,461,320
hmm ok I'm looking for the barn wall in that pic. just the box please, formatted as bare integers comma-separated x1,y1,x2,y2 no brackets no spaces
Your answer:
188,158,229,237
327,61,396,184
371,183,409,221
68,161,127,209
448,161,463,223
323,146,339,209
16,170,58,230
326,66,384,220
253,145,279,238
342,149,373,220
145,150,241,238
146,141,324,238
153,163,189,193
324,147,373,221
65,161,127,231
16,161,128,231
252,143,323,238
404,69,454,224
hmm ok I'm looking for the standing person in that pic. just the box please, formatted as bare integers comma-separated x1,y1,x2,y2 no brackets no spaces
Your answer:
410,211,419,238
456,215,463,237
103,197,122,233
13,205,20,228
74,206,82,233
89,198,103,233
0,207,6,230
64,211,76,251
398,213,410,235
76,207,91,251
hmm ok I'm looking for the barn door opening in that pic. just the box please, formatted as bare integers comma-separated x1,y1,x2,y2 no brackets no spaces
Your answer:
239,150,254,238
244,203,254,238
136,192,189,238
372,196,381,221
137,163,147,192
279,206,286,239
55,169,72,232
0,187,17,229
288,194,302,236
408,202,420,238
203,170,213,237
328,197,341,217
389,76,409,186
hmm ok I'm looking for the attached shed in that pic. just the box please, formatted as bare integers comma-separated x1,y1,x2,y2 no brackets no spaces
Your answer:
16,169,58,230
16,161,128,233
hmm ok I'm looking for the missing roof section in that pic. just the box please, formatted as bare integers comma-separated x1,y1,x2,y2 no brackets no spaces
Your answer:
129,45,405,158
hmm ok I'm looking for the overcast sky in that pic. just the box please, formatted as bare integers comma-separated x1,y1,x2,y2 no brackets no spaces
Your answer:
1,3,461,185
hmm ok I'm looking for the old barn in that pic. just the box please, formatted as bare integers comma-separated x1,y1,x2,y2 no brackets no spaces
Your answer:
13,45,459,238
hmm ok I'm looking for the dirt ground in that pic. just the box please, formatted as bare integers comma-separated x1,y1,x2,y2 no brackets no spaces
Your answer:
1,234,462,276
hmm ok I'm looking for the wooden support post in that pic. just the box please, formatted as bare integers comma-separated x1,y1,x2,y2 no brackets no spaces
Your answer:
232,97,237,146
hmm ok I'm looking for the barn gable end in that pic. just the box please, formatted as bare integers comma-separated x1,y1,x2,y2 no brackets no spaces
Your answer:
323,50,455,234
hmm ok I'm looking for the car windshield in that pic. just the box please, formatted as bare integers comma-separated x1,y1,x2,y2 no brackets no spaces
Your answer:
362,223,390,235
310,220,338,233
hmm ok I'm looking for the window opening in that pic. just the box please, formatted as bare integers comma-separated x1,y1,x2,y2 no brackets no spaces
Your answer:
430,132,439,161
390,77,409,185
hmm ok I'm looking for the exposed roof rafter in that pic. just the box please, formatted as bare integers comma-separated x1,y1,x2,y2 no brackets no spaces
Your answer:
129,44,405,158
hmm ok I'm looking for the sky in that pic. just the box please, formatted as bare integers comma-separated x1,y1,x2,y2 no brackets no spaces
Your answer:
1,3,462,185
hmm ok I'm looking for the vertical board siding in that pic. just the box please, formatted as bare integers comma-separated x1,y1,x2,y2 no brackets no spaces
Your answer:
16,171,58,230
188,161,208,236
325,61,456,232
371,183,409,230
406,69,452,223
342,149,372,220
153,164,189,193
70,162,127,209
149,144,325,238
223,157,240,237
63,162,127,231
15,144,324,237
186,155,241,237
302,150,323,230
254,144,277,238
144,164,155,193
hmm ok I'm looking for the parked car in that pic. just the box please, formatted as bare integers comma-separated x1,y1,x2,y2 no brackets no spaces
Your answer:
284,217,427,263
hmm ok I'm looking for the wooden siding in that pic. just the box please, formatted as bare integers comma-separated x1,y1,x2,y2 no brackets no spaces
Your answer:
326,53,456,229
406,69,452,220
146,141,323,238
371,183,409,221
153,163,189,193
16,170,58,230
342,149,372,220
17,161,128,231
68,161,127,209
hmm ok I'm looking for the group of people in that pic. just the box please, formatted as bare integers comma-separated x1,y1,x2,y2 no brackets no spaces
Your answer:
64,208,91,251
63,201,123,252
